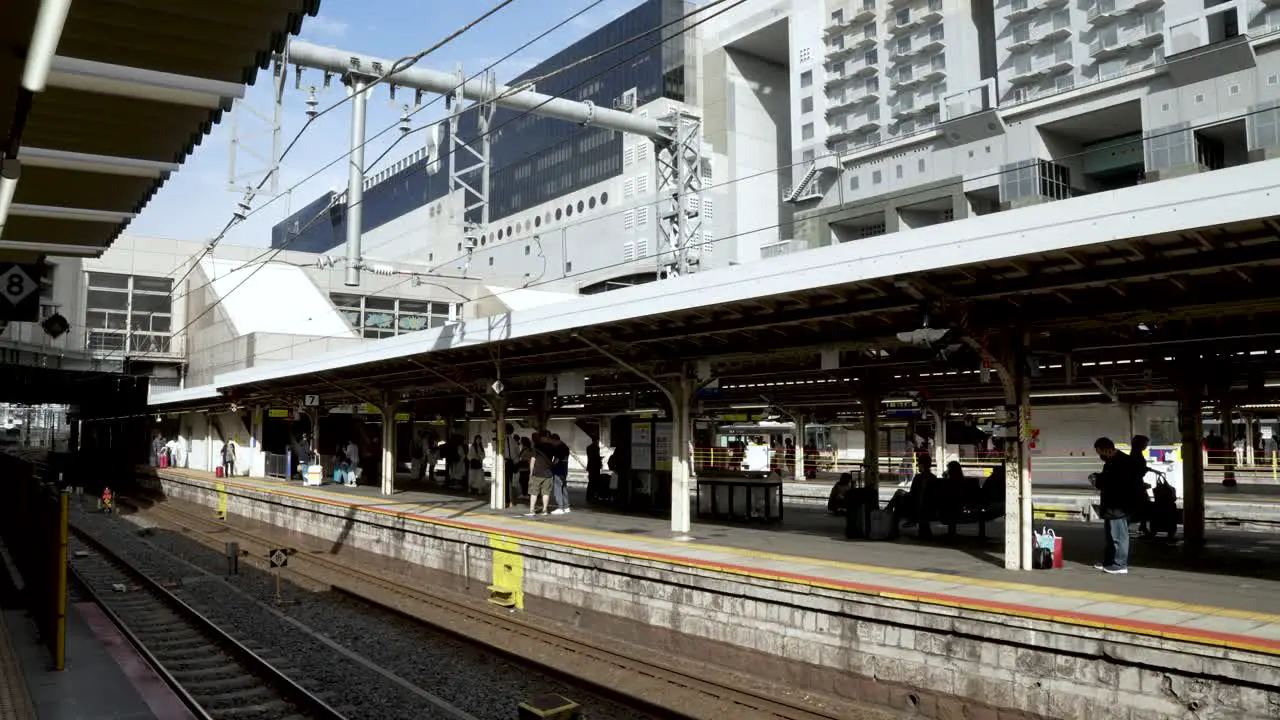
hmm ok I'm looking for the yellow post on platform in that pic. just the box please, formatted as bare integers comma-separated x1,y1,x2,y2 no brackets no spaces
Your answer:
54,491,68,671
1273,452,1277,481
216,481,228,519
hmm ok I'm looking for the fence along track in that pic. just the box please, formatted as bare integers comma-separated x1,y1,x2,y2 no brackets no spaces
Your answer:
68,526,348,720
141,499,882,720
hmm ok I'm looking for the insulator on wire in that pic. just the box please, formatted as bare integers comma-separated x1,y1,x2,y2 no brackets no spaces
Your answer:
364,263,396,276
294,65,303,90
305,87,319,119
399,105,411,135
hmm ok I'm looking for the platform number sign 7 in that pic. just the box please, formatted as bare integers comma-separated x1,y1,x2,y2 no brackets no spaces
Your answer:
0,263,40,323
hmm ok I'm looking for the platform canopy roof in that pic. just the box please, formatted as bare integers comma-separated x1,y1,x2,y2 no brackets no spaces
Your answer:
151,159,1280,415
0,0,321,261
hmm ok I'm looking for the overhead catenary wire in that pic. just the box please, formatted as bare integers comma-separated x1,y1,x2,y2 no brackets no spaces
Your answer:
77,0,635,378
165,0,526,294
134,0,747,342
185,103,1278,379
111,0,1249,385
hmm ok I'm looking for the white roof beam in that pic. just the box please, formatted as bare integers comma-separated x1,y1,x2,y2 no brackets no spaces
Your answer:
17,147,180,179
46,56,246,109
287,40,664,139
7,203,135,223
0,240,102,256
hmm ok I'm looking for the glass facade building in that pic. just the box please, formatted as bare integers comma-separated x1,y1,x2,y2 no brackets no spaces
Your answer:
272,0,691,255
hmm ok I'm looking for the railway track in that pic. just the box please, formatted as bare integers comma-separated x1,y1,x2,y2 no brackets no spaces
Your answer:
68,528,349,720
135,497,895,720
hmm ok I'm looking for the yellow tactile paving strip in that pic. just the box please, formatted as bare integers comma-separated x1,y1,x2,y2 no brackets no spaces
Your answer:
0,614,36,720
154,469,1280,656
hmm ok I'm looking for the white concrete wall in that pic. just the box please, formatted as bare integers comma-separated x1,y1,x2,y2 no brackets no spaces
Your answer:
720,51,792,262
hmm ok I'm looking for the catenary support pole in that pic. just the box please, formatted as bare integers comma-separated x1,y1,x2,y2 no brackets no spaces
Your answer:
380,393,396,496
491,398,506,511
343,75,370,287
668,376,693,535
1178,358,1206,546
1000,332,1034,571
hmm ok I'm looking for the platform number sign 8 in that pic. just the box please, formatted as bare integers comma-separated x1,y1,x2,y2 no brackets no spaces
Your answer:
0,263,39,322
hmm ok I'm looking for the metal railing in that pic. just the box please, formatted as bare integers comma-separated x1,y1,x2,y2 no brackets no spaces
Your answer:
264,452,290,479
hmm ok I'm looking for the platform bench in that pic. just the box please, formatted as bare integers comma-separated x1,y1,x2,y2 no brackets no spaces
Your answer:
695,477,784,523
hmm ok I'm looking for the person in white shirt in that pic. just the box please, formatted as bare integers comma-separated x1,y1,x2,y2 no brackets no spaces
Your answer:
344,440,360,486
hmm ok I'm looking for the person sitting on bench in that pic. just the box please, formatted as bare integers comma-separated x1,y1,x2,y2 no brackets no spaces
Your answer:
885,454,936,536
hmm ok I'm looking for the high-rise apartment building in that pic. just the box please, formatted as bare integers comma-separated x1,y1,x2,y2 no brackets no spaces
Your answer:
268,0,1280,294
823,0,992,153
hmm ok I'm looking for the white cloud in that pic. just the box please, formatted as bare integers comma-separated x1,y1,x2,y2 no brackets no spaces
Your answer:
303,15,350,39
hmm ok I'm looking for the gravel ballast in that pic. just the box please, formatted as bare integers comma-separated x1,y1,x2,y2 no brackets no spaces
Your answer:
72,507,652,720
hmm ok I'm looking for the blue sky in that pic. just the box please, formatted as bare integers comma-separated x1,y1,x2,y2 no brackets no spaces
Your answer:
125,0,641,249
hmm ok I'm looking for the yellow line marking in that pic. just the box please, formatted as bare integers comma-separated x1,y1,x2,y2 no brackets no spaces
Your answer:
157,470,1280,628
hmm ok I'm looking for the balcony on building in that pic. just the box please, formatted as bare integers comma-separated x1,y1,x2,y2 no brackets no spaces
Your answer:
1007,42,1077,86
826,1,878,37
887,0,944,38
1006,13,1074,54
1087,11,1164,60
1004,0,1071,24
825,50,881,90
826,79,881,116
827,26,879,62
1088,0,1163,25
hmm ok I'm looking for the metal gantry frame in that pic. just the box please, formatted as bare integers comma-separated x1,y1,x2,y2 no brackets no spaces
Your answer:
447,65,497,275
279,40,706,285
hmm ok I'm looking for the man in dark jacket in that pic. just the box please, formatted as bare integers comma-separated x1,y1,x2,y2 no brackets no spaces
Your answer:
1091,437,1141,574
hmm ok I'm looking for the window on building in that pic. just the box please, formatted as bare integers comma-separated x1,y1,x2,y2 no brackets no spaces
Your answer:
330,294,454,339
800,70,813,88
803,149,815,162
864,22,876,38
801,96,814,114
802,123,815,140
85,273,173,354
873,169,883,184
896,8,910,26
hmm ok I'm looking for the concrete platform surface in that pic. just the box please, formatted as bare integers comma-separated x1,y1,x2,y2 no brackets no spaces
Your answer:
151,468,1280,658
1,537,189,720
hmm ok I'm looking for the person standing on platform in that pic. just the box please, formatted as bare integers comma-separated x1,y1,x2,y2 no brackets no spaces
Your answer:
585,434,603,502
503,423,520,504
1090,437,1140,575
220,440,236,479
526,433,555,517
549,433,571,514
344,438,361,487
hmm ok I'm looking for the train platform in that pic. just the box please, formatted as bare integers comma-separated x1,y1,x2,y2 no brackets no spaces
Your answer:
147,467,1280,658
0,540,191,720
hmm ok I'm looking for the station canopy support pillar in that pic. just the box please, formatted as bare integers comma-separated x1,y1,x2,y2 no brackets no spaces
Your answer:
1221,391,1237,487
1177,358,1207,546
380,393,396,496
668,375,694,537
794,412,807,484
490,395,507,511
930,405,947,476
1000,332,1034,571
1244,414,1256,467
250,406,265,478
850,379,882,539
